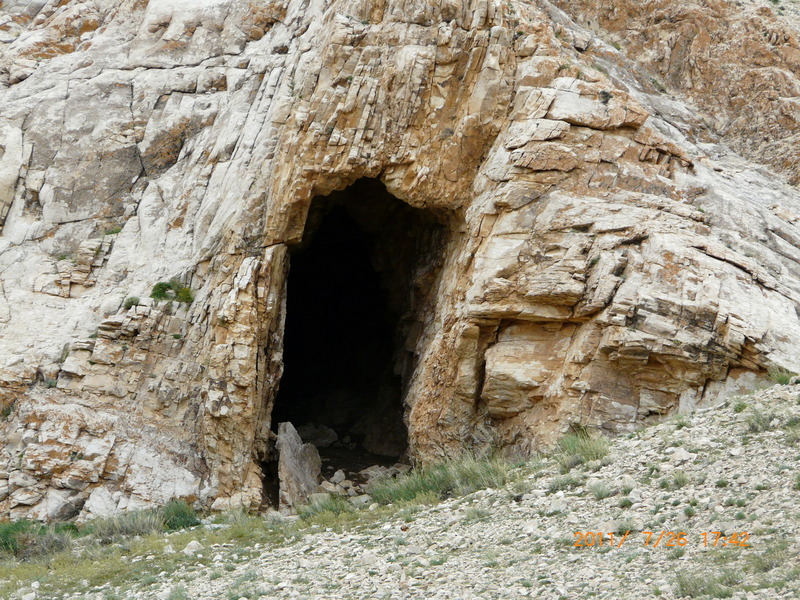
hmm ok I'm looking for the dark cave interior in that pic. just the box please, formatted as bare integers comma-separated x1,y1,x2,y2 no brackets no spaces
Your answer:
268,179,448,491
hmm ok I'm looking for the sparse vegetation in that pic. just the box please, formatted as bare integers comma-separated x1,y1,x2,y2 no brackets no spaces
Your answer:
150,279,194,304
768,365,795,385
747,542,789,573
4,384,800,598
555,431,610,472
650,77,667,93
370,455,513,505
675,571,741,598
746,409,776,433
0,402,14,420
589,482,613,500
89,510,165,543
162,500,200,531
668,547,686,560
547,474,582,493
298,495,356,528
123,296,140,310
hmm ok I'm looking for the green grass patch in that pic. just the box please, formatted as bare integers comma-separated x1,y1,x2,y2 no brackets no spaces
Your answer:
746,542,789,573
555,431,609,473
675,570,741,598
297,495,361,529
0,521,76,559
370,455,513,505
768,366,795,385
162,500,200,531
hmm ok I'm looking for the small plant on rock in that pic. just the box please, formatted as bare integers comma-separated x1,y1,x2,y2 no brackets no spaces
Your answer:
589,482,613,500
123,296,140,310
767,365,795,385
150,279,194,304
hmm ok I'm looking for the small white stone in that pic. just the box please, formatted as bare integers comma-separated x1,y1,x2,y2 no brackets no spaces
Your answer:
182,540,203,556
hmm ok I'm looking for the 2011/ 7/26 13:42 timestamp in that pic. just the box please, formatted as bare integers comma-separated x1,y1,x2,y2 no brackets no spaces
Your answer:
573,531,750,548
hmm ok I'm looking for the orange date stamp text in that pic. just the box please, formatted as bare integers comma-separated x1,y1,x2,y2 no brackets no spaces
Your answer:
573,531,750,548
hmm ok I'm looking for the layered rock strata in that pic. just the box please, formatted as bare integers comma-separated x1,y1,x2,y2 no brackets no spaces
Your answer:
0,0,799,518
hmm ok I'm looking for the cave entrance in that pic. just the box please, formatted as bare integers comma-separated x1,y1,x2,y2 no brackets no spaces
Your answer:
269,179,446,492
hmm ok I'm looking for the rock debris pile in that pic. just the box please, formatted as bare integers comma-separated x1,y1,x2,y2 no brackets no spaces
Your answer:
11,383,799,600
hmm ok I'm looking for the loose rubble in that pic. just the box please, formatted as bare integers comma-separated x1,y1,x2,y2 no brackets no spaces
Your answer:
8,383,800,599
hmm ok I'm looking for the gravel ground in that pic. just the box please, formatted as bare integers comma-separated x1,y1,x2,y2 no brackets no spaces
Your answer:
15,383,800,600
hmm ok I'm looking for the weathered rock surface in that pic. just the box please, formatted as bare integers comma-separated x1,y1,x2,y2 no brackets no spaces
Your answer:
0,0,799,518
276,422,321,511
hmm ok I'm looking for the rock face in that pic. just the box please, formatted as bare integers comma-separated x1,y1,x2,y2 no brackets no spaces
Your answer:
275,422,321,511
0,0,800,518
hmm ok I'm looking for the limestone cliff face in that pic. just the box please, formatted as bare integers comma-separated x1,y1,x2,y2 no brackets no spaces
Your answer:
1,0,800,519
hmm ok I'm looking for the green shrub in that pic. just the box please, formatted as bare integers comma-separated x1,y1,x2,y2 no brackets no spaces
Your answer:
15,525,72,560
555,432,609,472
174,287,194,303
150,281,173,301
668,547,686,560
123,296,140,310
150,280,194,304
370,456,512,505
0,402,13,420
105,227,122,235
161,500,200,531
167,586,188,600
